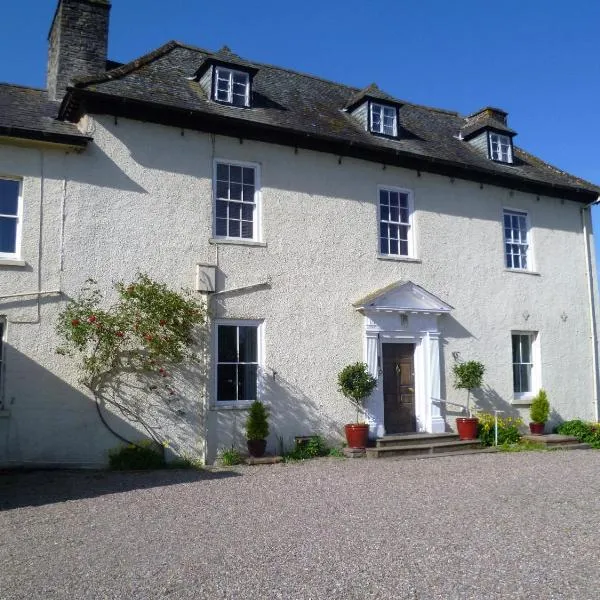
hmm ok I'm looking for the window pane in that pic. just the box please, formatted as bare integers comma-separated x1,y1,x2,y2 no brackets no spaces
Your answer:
399,225,409,241
230,183,242,200
239,326,257,362
241,204,253,220
390,206,399,222
389,192,399,208
0,180,19,215
216,180,228,199
389,224,399,240
520,336,531,362
512,335,520,363
513,364,520,393
380,205,389,221
380,238,388,254
400,240,408,255
216,88,229,101
230,166,242,183
0,217,17,253
241,221,253,238
218,326,237,362
389,239,399,255
400,208,409,223
228,202,241,220
232,72,248,85
216,200,227,219
216,218,227,236
379,190,389,205
243,168,255,185
238,364,257,401
380,222,389,238
519,364,530,393
229,220,240,237
232,94,246,107
217,364,237,401
242,184,254,203
216,163,229,181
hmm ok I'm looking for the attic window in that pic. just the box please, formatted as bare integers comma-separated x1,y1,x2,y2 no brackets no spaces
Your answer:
489,133,513,163
214,67,250,107
370,103,397,137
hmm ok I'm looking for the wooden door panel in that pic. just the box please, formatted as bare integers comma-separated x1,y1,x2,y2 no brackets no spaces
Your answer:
382,343,416,434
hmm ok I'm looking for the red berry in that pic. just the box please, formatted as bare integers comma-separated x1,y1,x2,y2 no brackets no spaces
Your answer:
88,315,97,323
144,334,153,341
71,319,80,327
159,368,165,374
115,331,124,338
159,319,167,326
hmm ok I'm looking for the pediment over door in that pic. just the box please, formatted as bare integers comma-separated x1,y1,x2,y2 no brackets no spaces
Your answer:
353,280,453,315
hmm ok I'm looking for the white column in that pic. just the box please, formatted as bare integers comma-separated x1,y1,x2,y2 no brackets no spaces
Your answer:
428,332,445,433
364,332,384,438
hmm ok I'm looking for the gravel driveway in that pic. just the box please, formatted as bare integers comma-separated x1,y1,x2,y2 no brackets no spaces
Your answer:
1,451,599,599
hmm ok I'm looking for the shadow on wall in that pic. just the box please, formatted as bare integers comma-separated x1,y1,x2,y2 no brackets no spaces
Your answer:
207,368,342,463
0,343,208,469
0,469,239,512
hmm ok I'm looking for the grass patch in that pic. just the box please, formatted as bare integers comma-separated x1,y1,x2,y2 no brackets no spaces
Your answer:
219,447,244,466
109,441,203,470
283,435,345,462
499,440,547,452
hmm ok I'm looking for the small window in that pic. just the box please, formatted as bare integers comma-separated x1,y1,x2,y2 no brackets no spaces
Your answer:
503,209,530,270
489,133,512,163
512,332,537,396
214,161,259,240
216,322,261,403
0,178,22,259
214,67,250,107
370,103,397,137
379,187,413,257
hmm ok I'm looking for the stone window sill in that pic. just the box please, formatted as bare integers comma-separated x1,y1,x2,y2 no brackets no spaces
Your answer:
209,402,253,411
377,255,421,264
512,396,534,406
209,238,267,248
0,259,26,267
505,269,540,277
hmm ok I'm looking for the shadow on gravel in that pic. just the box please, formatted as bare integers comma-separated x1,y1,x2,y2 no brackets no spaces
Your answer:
0,469,239,511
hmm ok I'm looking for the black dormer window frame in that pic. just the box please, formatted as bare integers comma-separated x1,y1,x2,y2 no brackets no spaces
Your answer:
487,131,514,164
212,66,251,108
368,100,399,139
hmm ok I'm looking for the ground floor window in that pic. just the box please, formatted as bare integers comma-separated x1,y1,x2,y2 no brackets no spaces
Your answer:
216,321,262,403
512,332,538,396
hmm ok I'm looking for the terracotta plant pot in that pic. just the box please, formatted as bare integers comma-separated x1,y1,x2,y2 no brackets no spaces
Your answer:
529,422,545,435
456,417,479,440
344,423,370,449
247,439,267,458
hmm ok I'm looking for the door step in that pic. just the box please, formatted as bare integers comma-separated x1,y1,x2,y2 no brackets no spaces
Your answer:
376,432,459,448
366,439,481,459
521,434,589,448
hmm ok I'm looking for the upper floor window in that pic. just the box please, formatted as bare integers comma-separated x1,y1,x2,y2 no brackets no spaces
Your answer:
489,133,513,163
378,187,413,257
214,161,260,241
503,209,530,270
370,103,397,137
216,321,262,404
214,67,250,107
0,178,22,259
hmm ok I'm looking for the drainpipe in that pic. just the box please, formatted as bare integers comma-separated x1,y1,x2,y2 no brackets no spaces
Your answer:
581,197,600,422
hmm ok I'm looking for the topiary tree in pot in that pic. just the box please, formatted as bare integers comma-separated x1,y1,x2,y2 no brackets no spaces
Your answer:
245,400,270,457
452,360,485,440
338,362,377,449
529,389,550,435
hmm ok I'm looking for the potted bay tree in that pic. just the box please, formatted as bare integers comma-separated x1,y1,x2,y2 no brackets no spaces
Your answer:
245,400,270,457
452,360,485,440
529,389,550,435
338,362,377,448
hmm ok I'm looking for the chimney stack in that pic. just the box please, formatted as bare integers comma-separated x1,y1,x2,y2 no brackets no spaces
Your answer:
47,0,111,101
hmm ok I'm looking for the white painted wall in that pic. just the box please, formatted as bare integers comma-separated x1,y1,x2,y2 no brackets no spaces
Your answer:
0,115,597,466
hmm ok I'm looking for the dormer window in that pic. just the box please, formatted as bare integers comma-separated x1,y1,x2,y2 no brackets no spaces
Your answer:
214,67,250,107
489,133,513,163
370,103,397,137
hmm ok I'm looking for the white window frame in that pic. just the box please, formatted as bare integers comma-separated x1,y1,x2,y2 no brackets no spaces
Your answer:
377,185,415,259
214,67,250,107
503,208,533,271
511,331,541,401
370,103,398,137
213,159,262,242
0,177,23,260
213,319,264,408
489,132,513,163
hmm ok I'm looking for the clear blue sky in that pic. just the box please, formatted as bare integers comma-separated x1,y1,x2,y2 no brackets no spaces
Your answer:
2,0,599,247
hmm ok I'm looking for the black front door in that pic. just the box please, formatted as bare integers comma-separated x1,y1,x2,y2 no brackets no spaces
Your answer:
382,343,416,434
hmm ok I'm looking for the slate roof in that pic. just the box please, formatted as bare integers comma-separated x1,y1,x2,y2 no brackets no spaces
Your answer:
0,83,89,146
460,114,517,139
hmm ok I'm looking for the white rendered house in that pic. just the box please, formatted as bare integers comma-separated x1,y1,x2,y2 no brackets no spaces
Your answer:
0,0,599,466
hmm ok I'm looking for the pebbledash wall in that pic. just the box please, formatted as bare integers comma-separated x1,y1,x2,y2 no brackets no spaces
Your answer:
0,115,597,466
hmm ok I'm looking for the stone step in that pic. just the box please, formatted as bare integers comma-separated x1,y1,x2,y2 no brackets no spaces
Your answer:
521,434,582,446
367,439,481,459
376,432,460,448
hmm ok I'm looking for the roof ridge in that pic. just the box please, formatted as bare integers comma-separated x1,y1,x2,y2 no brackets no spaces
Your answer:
0,82,46,92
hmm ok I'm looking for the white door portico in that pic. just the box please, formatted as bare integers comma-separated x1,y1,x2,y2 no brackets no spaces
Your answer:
353,281,453,438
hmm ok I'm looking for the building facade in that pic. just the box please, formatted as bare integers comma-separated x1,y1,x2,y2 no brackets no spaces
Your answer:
0,0,598,466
